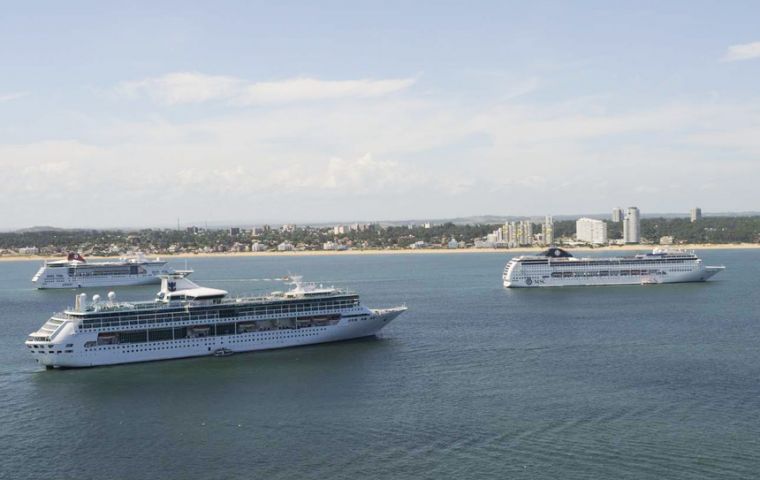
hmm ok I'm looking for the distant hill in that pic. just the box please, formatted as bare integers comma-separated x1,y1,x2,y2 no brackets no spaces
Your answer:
7,211,760,231
14,226,69,233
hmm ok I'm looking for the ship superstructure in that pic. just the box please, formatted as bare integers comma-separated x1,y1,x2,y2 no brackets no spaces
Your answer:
503,247,724,288
32,252,189,289
26,275,406,368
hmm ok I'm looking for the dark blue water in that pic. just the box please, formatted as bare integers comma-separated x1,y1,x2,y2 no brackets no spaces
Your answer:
1,251,759,479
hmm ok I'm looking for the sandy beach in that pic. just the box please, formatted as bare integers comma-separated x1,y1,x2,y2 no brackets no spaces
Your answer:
1,243,758,262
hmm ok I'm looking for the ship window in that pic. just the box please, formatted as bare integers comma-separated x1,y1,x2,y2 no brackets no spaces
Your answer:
120,330,148,343
148,328,173,342
217,323,236,335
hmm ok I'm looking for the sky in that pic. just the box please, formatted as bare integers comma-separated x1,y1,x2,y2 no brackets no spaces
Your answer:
1,1,759,229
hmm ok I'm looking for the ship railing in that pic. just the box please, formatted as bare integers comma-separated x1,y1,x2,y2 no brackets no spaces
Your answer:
72,305,359,330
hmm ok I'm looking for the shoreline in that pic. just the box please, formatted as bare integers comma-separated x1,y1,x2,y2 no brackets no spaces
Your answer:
1,243,758,262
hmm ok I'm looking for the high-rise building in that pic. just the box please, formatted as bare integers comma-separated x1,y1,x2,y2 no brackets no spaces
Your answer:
542,215,554,245
518,220,533,246
503,221,533,247
623,207,641,243
612,207,623,223
576,218,608,244
690,207,702,223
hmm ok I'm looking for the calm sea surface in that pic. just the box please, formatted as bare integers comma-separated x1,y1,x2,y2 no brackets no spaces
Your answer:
1,251,759,479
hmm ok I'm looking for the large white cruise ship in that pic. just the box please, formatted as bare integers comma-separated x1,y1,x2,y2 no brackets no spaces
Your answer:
25,275,407,368
503,247,724,288
32,252,189,289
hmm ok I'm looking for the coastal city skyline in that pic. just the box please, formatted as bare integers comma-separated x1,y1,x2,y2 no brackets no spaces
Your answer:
2,2,760,229
5,204,760,258
3,207,751,232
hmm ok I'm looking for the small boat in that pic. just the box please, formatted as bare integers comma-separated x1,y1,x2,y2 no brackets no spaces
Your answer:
213,348,234,357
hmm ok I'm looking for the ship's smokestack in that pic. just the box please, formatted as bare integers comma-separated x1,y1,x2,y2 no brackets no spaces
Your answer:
76,293,87,312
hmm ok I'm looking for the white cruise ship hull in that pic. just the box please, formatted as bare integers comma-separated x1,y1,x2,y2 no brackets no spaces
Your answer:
28,308,405,368
33,274,164,289
32,261,182,289
504,266,723,287
503,247,725,288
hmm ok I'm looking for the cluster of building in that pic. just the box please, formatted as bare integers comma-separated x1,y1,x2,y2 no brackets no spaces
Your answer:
575,206,702,245
577,206,641,245
4,207,713,257
475,216,554,248
332,223,373,235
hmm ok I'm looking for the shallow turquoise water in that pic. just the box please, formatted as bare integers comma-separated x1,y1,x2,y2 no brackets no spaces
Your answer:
1,251,759,479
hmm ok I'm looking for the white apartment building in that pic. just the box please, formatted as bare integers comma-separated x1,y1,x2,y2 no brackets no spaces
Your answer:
251,242,268,252
623,207,641,243
612,207,623,223
576,218,608,244
542,216,554,245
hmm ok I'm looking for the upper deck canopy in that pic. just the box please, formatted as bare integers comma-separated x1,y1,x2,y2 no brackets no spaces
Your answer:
542,247,574,258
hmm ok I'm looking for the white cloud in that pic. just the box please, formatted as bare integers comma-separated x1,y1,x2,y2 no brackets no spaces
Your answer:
4,80,760,227
117,72,243,105
321,154,422,191
500,77,540,101
721,41,760,62
0,92,28,102
240,78,415,105
686,126,760,154
0,141,103,196
116,72,415,106
174,154,428,195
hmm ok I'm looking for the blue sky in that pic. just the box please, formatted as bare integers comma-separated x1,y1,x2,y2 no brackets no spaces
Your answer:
1,1,759,228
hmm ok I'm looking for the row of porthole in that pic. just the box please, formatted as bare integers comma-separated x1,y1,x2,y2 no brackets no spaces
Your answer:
86,332,323,353
86,325,331,343
229,332,322,343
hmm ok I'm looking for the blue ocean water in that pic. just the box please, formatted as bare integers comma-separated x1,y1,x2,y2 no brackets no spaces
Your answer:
1,250,759,479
